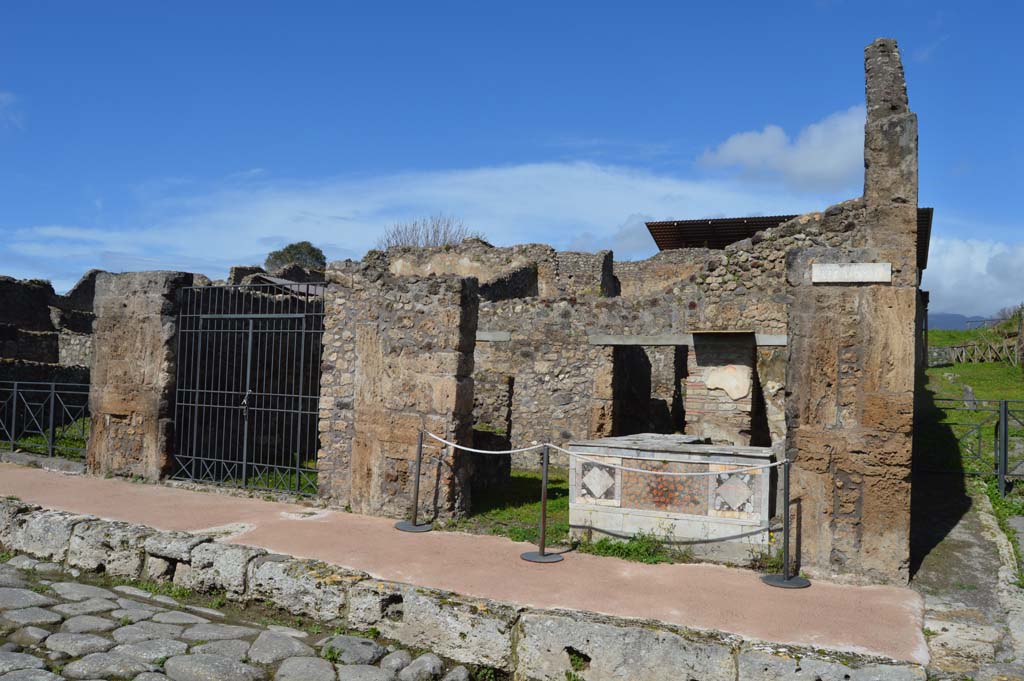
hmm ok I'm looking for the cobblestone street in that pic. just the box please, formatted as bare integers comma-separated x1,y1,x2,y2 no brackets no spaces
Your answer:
0,554,472,681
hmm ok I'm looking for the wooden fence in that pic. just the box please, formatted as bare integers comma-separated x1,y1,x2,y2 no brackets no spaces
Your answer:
948,338,1020,367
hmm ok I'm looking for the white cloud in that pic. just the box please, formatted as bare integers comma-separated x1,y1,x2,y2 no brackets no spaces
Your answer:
700,106,865,193
923,237,1024,316
0,91,23,129
3,161,831,291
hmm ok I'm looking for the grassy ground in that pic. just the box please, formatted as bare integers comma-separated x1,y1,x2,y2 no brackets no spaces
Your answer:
928,316,1020,348
0,416,89,460
918,362,1024,474
445,468,570,545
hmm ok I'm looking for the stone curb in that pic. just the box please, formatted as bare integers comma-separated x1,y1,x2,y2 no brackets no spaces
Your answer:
0,497,926,680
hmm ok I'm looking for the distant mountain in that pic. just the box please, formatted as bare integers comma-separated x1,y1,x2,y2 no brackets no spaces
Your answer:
929,313,988,330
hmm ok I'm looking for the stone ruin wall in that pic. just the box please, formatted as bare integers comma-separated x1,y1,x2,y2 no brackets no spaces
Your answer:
86,271,198,481
316,260,483,520
383,206,861,469
0,271,103,381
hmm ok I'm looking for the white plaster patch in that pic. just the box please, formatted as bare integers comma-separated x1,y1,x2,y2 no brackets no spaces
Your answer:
705,365,752,401
811,262,892,284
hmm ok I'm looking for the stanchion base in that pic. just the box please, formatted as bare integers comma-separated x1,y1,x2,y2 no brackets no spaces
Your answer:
761,573,811,589
394,521,434,533
521,551,564,564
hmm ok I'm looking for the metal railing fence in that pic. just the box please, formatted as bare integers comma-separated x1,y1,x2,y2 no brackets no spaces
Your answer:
0,381,91,461
922,397,1024,496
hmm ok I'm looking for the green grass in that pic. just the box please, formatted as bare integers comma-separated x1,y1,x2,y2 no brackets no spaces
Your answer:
224,458,319,496
577,529,692,564
979,477,1024,587
444,468,570,545
929,314,1021,348
0,416,90,460
917,362,1024,474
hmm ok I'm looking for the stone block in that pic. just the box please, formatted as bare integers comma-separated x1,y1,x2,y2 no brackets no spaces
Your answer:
348,580,517,669
143,531,211,563
245,555,364,621
6,509,94,562
737,646,925,680
173,541,265,596
514,610,738,681
67,520,153,578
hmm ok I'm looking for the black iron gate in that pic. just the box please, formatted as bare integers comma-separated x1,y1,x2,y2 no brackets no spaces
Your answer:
172,283,325,495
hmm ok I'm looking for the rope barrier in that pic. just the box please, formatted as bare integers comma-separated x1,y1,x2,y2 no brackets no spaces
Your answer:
549,444,784,476
420,431,782,477
398,430,808,587
422,431,546,455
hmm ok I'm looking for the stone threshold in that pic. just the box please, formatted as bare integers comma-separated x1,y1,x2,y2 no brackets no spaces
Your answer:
0,496,927,680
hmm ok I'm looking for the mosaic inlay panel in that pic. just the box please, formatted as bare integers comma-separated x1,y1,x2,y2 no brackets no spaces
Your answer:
619,459,708,515
709,464,761,520
575,456,621,506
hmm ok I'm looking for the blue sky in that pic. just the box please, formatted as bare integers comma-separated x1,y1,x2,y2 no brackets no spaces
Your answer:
1,1,1021,315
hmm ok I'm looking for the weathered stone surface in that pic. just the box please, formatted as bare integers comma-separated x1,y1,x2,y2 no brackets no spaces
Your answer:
0,566,29,588
111,637,189,663
190,639,251,660
111,621,185,644
737,647,926,680
321,634,385,665
380,649,412,674
174,542,264,596
0,607,62,626
8,626,49,646
0,588,55,610
61,651,159,679
3,556,39,571
60,614,117,633
515,611,737,681
337,665,395,681
151,610,209,625
143,531,211,563
317,264,479,517
246,630,314,664
398,653,444,681
110,607,156,623
0,668,63,680
180,622,259,642
44,632,115,656
0,651,45,674
163,653,266,681
49,581,117,601
67,519,153,578
245,556,359,620
116,596,164,611
51,597,117,616
348,581,516,668
275,656,337,681
440,667,470,681
5,510,92,562
87,271,196,481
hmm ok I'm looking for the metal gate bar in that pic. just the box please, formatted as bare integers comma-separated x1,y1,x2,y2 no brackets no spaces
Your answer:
172,283,324,495
0,381,90,460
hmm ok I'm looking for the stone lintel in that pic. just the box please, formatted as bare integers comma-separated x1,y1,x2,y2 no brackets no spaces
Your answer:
476,330,512,342
811,262,892,285
587,333,787,347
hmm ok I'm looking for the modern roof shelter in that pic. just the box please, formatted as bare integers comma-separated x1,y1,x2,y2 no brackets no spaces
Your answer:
646,207,934,270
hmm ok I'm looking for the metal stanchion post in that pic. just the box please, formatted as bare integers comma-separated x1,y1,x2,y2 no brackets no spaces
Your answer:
395,430,434,533
522,445,563,564
761,458,810,589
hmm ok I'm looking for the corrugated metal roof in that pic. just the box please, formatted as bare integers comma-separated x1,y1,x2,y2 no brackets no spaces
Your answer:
645,208,934,270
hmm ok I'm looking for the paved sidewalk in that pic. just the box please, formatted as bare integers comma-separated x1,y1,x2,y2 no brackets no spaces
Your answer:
0,463,928,664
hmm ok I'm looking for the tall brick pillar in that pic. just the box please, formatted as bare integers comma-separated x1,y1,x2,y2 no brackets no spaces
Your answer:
87,271,194,480
317,260,479,519
785,38,919,584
